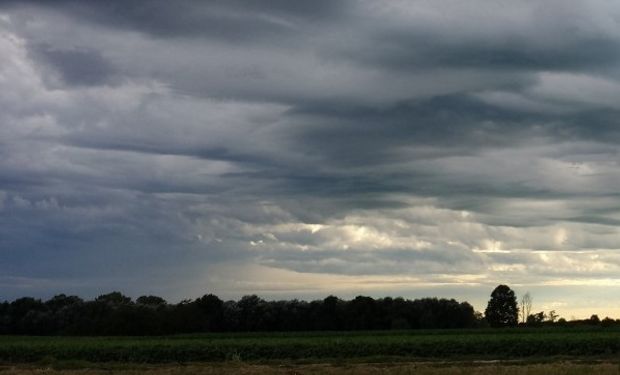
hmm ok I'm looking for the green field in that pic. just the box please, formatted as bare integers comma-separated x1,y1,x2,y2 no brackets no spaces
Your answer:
2,328,620,364
4,362,620,375
0,361,620,375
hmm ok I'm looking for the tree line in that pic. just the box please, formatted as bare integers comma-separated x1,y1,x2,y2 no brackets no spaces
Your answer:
0,285,616,335
484,284,618,328
0,292,478,335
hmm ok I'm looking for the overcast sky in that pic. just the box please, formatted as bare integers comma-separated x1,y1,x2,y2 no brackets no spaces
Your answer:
2,1,620,318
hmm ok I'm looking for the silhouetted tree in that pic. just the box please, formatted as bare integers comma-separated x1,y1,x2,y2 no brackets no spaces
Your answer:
346,296,377,330
136,295,167,306
46,294,83,311
95,292,132,305
519,292,532,324
485,285,519,327
601,317,615,327
194,294,224,331
314,295,342,330
526,311,545,326
0,292,480,335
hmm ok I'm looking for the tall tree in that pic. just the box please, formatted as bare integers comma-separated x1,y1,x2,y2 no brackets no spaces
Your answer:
485,285,519,327
519,292,532,324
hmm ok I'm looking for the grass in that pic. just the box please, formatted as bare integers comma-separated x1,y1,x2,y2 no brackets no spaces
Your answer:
3,361,620,375
2,328,620,364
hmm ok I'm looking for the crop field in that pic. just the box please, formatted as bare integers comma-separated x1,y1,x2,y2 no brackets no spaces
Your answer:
4,362,620,375
2,328,620,364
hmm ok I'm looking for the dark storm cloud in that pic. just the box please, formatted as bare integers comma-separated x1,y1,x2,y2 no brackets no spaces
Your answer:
339,30,620,72
63,137,268,166
1,0,349,42
3,0,620,309
287,95,546,161
29,44,117,87
563,109,620,142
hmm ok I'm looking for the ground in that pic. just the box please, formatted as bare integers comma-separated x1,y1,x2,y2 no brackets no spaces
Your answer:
3,361,620,375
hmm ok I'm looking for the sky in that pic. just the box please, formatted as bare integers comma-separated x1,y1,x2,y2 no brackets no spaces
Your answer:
2,1,620,319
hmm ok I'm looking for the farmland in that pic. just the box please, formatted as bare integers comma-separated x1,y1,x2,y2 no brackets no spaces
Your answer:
2,328,620,364
4,362,620,375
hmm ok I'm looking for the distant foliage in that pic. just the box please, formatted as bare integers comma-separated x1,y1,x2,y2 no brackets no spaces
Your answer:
1,287,615,336
0,292,478,335
485,285,519,327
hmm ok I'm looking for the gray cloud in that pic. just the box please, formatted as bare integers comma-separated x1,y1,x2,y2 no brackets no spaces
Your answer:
1,0,349,42
29,44,117,87
2,1,620,316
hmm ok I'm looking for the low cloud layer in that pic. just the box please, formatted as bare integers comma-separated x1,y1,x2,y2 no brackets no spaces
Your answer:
2,1,620,317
